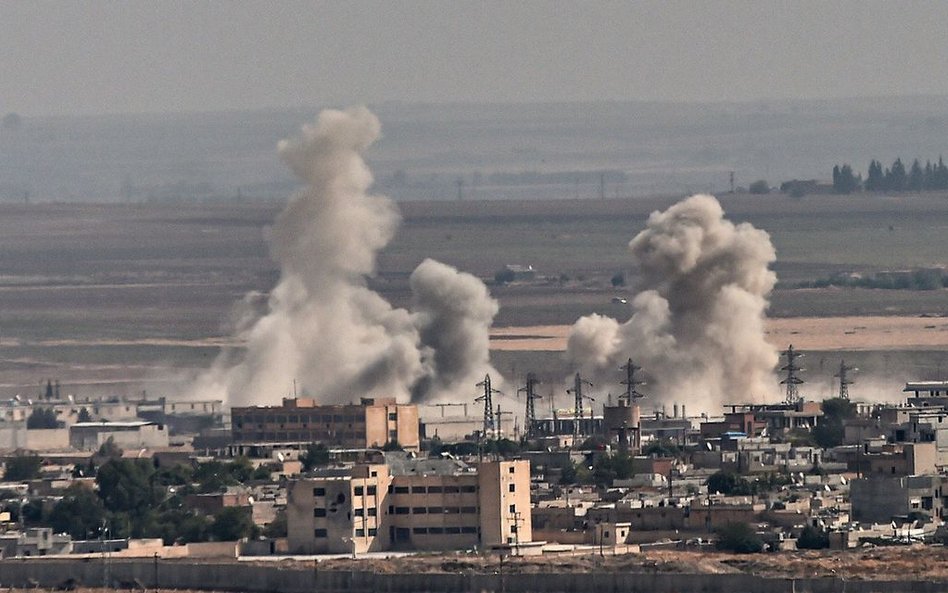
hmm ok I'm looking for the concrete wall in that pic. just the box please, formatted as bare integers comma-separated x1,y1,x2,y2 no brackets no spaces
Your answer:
0,558,945,593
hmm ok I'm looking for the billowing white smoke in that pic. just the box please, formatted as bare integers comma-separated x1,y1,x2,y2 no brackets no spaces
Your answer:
566,194,779,412
189,107,497,407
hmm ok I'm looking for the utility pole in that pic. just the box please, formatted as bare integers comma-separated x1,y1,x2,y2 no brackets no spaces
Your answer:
619,358,647,405
780,345,805,405
835,360,856,400
475,374,501,440
566,373,594,438
518,373,541,438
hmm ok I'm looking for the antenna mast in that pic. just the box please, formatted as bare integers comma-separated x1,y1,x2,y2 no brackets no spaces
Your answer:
566,373,595,438
518,373,542,438
780,345,804,404
834,360,856,400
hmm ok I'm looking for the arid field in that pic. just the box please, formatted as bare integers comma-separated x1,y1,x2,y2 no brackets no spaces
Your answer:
0,193,945,399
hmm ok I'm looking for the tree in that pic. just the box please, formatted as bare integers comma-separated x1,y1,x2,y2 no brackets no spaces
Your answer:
797,524,830,549
95,458,162,517
48,484,107,539
97,437,123,459
909,159,925,191
26,407,60,429
77,407,92,422
209,506,256,541
716,522,763,553
610,272,625,287
707,471,752,495
886,158,907,191
832,164,859,194
642,439,681,458
299,443,331,471
812,397,857,449
866,160,885,191
493,268,515,285
748,180,770,194
4,455,42,481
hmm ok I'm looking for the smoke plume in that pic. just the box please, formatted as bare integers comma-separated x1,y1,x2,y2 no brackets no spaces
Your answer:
189,107,496,407
566,194,779,412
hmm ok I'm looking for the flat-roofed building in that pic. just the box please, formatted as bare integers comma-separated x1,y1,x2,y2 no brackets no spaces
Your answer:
286,454,531,554
231,397,419,454
68,421,169,451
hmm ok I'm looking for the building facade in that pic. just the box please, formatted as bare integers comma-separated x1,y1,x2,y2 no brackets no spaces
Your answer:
286,457,531,554
231,397,419,453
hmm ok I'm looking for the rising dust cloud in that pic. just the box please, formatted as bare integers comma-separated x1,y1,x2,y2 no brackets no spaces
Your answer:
567,194,780,413
188,106,497,407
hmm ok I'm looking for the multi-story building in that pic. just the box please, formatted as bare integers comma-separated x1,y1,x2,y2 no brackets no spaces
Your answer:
231,397,419,454
286,455,531,554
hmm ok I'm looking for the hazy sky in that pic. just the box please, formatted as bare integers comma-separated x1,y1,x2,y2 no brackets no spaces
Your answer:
3,1,948,116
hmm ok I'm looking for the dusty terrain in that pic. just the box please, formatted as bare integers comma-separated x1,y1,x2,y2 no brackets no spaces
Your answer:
490,316,948,352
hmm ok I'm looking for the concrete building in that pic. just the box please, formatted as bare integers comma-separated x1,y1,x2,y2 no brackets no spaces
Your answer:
231,397,419,454
851,474,945,523
286,455,531,554
69,421,169,451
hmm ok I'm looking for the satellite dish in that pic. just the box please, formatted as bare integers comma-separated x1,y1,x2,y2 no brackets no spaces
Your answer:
248,496,255,504
276,452,285,462
840,476,847,485
824,484,831,492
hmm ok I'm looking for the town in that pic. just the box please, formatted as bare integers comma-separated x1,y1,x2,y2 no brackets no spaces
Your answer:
1,347,946,562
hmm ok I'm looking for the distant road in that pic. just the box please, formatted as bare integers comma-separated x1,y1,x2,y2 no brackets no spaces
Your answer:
490,316,948,351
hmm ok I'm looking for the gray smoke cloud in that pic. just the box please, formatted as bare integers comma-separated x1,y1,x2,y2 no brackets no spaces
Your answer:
411,258,500,401
566,194,779,413
189,106,496,407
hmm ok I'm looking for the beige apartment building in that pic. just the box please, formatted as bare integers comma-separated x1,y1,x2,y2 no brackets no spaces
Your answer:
231,397,419,453
286,456,531,554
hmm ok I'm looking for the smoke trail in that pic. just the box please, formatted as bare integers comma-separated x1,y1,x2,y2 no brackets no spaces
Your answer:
566,194,778,412
189,107,496,407
410,258,500,402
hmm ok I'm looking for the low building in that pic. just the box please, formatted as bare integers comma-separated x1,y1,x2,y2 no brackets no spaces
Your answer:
850,473,944,523
286,455,531,554
231,397,419,454
69,421,169,451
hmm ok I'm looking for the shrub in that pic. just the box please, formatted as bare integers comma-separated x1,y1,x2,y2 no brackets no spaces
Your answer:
748,180,770,194
716,522,764,553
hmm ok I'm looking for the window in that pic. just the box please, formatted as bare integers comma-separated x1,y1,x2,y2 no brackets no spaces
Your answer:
461,507,477,514
393,486,409,494
367,507,377,517
412,486,426,494
388,412,397,421
368,528,377,536
461,485,477,493
509,504,516,513
395,507,409,515
354,486,364,495
315,529,327,538
428,506,443,514
387,485,394,494
446,527,461,534
313,487,326,496
412,507,427,514
444,486,460,493
509,466,515,474
445,507,460,514
429,527,444,534
355,529,365,537
389,429,398,440
353,508,364,517
461,526,477,534
508,484,516,493
428,486,443,494
314,508,326,517
367,486,377,495
412,527,428,535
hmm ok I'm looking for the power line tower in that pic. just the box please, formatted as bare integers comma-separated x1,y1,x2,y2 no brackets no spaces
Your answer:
567,373,595,438
518,373,541,438
835,360,856,400
619,358,647,405
475,374,501,437
780,344,804,405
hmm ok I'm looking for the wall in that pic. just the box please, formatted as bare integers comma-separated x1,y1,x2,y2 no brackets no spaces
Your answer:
0,559,946,593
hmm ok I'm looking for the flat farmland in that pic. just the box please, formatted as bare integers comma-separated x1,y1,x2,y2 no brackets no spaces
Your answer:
0,192,945,397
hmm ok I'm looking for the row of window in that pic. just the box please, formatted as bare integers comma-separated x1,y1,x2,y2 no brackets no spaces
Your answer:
236,414,365,424
314,483,481,499
412,526,478,535
390,506,478,515
237,431,366,441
